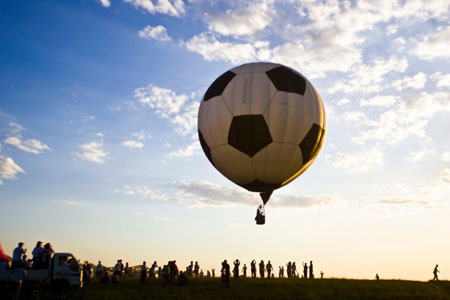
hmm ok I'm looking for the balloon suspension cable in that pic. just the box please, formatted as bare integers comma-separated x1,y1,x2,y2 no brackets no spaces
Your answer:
259,190,273,205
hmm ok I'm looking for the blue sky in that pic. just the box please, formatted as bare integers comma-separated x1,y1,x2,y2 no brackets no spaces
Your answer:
1,0,450,280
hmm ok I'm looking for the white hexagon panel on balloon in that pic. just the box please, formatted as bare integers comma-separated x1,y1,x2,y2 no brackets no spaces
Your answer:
230,62,282,75
263,91,313,145
210,144,255,185
222,72,277,116
252,142,303,186
198,96,233,149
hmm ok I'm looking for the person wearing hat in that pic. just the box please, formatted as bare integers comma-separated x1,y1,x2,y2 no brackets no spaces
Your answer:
32,241,43,269
12,242,26,269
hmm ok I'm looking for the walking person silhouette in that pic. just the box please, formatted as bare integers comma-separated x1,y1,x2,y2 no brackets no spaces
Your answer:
433,264,439,281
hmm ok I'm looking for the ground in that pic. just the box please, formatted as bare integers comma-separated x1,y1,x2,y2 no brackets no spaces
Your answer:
5,277,450,300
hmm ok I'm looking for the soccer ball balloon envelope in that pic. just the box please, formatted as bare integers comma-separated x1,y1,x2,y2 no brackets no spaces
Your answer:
197,62,326,222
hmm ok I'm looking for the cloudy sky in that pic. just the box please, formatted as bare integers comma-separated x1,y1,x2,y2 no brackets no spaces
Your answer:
1,0,449,280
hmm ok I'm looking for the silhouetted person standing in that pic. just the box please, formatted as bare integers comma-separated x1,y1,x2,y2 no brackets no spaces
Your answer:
266,261,273,278
194,261,199,278
286,262,292,278
309,261,314,279
259,260,265,278
222,260,230,287
188,261,193,277
376,273,379,280
292,262,297,277
233,259,240,278
32,241,43,269
12,242,26,269
279,266,284,278
149,261,157,279
320,271,324,279
433,265,439,281
251,260,257,278
243,264,247,277
124,262,129,278
83,261,91,287
303,262,308,279
140,261,147,283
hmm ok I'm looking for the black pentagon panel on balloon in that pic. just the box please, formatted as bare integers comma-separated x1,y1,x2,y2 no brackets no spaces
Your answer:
198,130,214,166
299,123,325,164
265,66,306,95
228,115,273,157
203,71,236,101
239,179,281,193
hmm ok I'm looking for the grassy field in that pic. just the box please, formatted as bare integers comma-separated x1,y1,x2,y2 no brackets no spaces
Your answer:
8,277,450,300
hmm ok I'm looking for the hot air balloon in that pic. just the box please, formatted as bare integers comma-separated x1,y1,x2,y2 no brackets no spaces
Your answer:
197,62,326,224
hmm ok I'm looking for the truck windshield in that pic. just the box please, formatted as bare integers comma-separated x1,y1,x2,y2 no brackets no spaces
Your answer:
58,255,79,272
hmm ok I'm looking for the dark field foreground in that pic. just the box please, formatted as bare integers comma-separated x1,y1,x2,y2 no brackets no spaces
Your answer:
8,278,450,300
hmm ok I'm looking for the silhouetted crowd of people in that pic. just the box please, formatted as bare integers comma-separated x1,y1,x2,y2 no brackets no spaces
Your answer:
1,242,444,288
0,241,55,271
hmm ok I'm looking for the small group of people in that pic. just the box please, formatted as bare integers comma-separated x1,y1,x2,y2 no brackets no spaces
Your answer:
7,241,54,270
140,260,182,286
186,261,200,278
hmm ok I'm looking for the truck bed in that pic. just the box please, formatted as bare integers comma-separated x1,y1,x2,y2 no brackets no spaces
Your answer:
0,269,49,283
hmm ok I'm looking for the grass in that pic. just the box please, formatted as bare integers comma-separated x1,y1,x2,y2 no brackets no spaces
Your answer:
8,277,450,300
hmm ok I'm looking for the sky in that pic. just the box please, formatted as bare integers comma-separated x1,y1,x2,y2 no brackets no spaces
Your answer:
1,0,449,281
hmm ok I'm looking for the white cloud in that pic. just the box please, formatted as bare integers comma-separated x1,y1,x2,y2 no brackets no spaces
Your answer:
343,111,372,124
407,147,434,162
119,180,337,208
0,155,25,185
167,141,200,158
135,84,187,117
325,148,383,173
121,131,150,149
184,0,448,79
132,130,150,141
3,122,51,154
118,185,169,202
336,98,350,106
353,92,450,144
138,25,172,41
121,140,144,148
134,84,198,136
386,24,398,35
360,95,398,107
9,122,24,134
414,26,450,60
185,33,265,65
98,0,110,7
392,72,427,91
432,72,450,89
441,168,450,184
361,197,436,215
168,101,199,136
124,0,185,17
442,152,450,163
328,56,408,94
175,180,256,207
205,1,273,36
175,180,336,208
75,135,107,164
82,115,95,122
270,195,335,208
4,136,51,154
62,200,88,207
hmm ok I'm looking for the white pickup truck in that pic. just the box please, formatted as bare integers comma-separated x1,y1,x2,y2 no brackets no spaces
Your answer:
0,252,82,288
